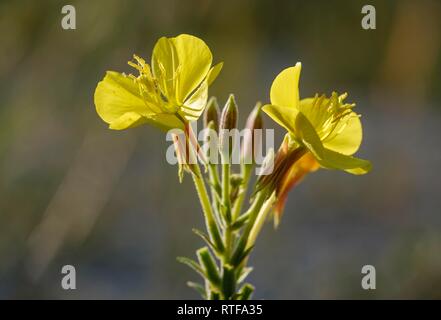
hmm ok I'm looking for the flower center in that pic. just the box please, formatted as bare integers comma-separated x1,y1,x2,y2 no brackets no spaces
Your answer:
304,92,358,143
128,55,180,114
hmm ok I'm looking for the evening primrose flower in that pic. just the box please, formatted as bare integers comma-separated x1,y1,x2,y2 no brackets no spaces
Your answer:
262,63,371,175
94,34,223,131
260,63,371,221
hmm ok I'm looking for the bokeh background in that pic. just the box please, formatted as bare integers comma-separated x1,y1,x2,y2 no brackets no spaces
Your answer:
1,0,440,299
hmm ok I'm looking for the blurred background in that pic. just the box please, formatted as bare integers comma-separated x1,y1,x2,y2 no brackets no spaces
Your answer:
1,0,440,299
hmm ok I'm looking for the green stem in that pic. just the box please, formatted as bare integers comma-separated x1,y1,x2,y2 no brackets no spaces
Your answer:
192,164,224,254
208,164,221,196
231,191,267,266
221,161,233,264
188,132,269,299
222,163,232,224
208,163,222,223
232,164,252,221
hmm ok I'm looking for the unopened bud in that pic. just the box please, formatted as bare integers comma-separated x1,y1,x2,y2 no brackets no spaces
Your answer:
242,102,263,165
219,94,238,131
254,134,307,197
203,97,220,130
219,94,239,159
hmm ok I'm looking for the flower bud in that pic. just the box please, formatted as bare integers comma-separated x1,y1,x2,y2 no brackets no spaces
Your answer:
203,97,220,130
242,102,263,165
219,94,238,131
273,152,319,225
219,94,239,159
256,136,305,193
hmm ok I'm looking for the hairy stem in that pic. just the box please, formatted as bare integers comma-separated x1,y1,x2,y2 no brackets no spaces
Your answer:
192,164,224,254
231,191,267,266
221,161,233,266
232,164,252,221
222,163,232,224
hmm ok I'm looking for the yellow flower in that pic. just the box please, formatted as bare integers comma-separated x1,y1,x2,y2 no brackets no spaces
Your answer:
259,63,371,223
262,63,371,175
94,34,223,131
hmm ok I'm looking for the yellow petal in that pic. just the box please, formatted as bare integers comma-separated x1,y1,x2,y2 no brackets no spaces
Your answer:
151,36,177,99
270,63,301,109
94,71,148,125
148,113,185,131
261,104,299,134
109,112,147,130
294,112,371,175
180,80,208,122
299,95,363,156
323,112,362,155
207,62,223,86
298,96,331,130
318,148,371,175
171,34,213,104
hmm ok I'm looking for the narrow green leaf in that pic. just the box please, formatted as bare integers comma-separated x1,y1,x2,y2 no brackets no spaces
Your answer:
177,256,204,278
237,267,253,284
186,281,206,299
192,228,220,255
197,247,221,288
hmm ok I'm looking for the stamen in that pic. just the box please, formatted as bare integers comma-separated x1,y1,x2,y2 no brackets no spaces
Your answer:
158,62,170,98
128,61,142,72
172,64,182,98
